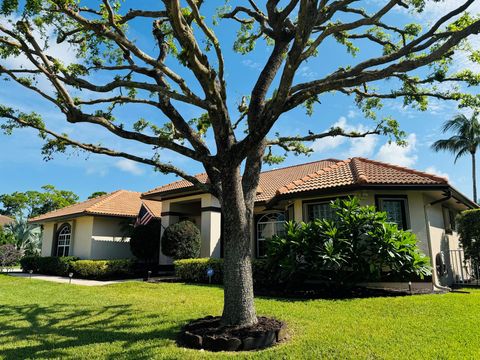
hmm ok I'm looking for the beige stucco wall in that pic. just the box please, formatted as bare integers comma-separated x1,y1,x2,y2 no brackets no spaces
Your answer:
90,216,134,260
39,215,133,260
40,216,93,258
40,222,55,256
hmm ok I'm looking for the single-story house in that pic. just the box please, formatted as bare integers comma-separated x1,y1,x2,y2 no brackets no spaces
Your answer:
142,157,478,289
0,215,13,227
29,190,161,260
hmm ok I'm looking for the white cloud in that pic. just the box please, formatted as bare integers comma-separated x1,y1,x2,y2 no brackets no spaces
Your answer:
299,66,318,79
346,136,378,158
86,166,108,177
425,166,450,181
242,59,261,70
375,133,418,167
347,110,357,119
114,159,145,176
312,116,378,158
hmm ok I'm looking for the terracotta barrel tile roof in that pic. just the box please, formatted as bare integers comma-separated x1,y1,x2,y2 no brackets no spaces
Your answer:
143,157,451,203
0,215,13,226
276,157,448,196
143,159,339,201
29,190,162,223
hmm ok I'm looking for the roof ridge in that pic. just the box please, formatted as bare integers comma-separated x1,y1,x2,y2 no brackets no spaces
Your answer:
143,173,207,195
276,160,349,195
87,190,132,212
350,158,369,184
260,158,340,174
354,157,448,183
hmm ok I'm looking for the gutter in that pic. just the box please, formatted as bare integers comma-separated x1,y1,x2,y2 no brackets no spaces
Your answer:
423,191,452,292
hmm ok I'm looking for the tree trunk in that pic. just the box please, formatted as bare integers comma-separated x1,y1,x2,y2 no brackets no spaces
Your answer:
472,152,477,203
219,166,257,327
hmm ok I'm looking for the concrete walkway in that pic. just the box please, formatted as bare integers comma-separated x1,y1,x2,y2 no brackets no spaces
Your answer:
8,272,142,286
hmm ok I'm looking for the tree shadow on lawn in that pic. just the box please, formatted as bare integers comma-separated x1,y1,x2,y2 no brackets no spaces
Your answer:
0,303,178,360
177,282,421,303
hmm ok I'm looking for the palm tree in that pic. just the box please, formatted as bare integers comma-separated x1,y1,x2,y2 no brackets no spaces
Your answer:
4,218,41,256
431,112,480,202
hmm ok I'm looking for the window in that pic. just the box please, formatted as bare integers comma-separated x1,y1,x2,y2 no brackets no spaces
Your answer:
376,196,409,230
305,201,336,222
256,212,286,258
56,224,71,257
442,207,457,234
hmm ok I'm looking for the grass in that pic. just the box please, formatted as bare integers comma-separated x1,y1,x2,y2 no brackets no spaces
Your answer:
0,275,479,359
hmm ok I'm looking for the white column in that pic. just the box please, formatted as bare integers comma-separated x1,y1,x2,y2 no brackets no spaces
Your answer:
159,202,178,265
200,195,222,258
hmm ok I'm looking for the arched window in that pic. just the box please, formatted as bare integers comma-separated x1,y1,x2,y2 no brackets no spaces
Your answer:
256,212,286,258
56,224,71,257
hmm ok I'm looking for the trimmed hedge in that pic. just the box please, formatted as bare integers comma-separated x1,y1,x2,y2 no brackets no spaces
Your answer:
173,258,270,286
20,256,134,280
20,256,78,276
71,259,134,280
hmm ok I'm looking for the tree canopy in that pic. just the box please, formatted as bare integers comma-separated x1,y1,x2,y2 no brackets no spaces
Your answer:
0,185,79,218
87,191,108,199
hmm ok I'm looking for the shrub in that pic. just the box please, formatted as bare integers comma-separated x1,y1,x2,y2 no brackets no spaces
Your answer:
20,256,78,275
161,221,201,260
130,221,161,263
0,244,21,270
20,255,40,272
174,258,223,283
174,258,270,286
37,256,79,276
457,209,480,263
71,259,133,280
266,197,431,287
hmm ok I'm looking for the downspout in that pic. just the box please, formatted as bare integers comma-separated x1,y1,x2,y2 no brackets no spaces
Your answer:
424,191,452,292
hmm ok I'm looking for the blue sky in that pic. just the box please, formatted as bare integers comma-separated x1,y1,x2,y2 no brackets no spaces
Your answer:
0,1,478,201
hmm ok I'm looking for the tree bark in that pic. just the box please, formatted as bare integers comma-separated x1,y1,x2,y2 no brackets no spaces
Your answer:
219,166,257,327
472,152,477,203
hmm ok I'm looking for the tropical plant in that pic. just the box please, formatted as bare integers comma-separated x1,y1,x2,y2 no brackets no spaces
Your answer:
431,113,480,201
1,0,479,327
161,221,201,260
266,198,431,286
4,218,41,256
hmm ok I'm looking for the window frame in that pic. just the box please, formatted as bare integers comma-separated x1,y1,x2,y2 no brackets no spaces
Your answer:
255,211,286,258
442,206,457,234
302,197,341,223
375,195,410,230
55,223,72,257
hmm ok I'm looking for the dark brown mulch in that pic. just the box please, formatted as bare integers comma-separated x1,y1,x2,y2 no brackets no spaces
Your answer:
179,316,287,352
185,316,282,338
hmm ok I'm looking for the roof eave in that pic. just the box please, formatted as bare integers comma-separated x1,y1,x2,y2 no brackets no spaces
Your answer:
28,211,140,224
267,183,451,207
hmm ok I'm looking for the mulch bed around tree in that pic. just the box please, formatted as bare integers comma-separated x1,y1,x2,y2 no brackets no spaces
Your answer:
178,316,287,352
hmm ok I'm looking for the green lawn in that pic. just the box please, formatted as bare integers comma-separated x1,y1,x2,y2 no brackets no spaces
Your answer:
0,275,479,359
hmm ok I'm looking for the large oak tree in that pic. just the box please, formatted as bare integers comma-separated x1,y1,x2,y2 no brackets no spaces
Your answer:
1,0,480,327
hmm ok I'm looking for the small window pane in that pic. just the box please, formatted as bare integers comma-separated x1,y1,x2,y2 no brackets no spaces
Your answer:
56,224,71,257
307,203,335,222
256,212,286,258
378,198,408,229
